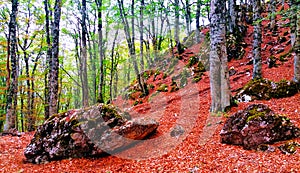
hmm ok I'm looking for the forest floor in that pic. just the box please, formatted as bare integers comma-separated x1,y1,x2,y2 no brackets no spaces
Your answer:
1,4,300,173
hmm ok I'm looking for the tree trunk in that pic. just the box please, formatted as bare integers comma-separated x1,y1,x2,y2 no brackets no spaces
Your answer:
44,0,51,120
174,0,183,54
196,0,202,43
96,0,105,103
289,0,297,47
4,0,19,131
87,12,97,104
294,5,300,83
81,0,89,107
209,0,231,113
252,0,262,79
49,0,62,116
269,0,277,31
139,0,145,72
110,29,119,101
181,0,191,35
117,0,147,95
228,0,237,33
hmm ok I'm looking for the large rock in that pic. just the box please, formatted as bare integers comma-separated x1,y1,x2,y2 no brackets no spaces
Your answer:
24,104,159,163
220,104,300,149
235,78,299,102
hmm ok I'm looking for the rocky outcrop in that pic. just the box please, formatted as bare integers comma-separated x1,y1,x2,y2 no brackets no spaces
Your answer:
235,78,299,102
24,104,159,163
220,104,300,149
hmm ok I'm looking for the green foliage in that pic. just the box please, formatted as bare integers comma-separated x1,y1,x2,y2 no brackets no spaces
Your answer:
157,84,168,92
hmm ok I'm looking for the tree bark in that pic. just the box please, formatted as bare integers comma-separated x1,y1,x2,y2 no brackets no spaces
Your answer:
80,0,89,107
289,0,297,47
252,0,262,79
139,0,145,72
110,30,119,101
44,0,51,120
196,0,202,43
96,0,105,103
49,0,62,116
117,0,147,95
269,0,277,31
4,0,19,131
209,0,231,113
294,4,300,83
228,0,237,33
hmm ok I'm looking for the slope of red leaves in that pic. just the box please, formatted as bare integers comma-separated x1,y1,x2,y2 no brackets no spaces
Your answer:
1,3,300,173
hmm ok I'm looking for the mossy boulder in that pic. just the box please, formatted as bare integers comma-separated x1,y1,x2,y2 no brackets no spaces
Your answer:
235,78,299,102
220,104,300,150
24,104,159,163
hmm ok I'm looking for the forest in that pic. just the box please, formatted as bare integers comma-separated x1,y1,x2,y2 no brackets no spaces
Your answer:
1,0,300,172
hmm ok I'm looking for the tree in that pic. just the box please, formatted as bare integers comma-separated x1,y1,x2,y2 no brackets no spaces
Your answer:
139,0,145,72
44,0,51,119
269,0,277,31
181,0,192,35
293,2,300,83
96,0,105,103
289,0,296,47
209,0,231,113
252,0,262,79
117,0,148,96
49,0,62,116
228,0,237,33
174,0,184,54
80,0,89,107
4,0,19,131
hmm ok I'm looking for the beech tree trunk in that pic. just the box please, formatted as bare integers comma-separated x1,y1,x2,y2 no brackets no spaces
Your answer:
80,0,89,107
289,0,296,47
228,0,237,33
117,0,147,95
139,0,145,72
44,0,51,120
252,0,262,79
269,0,277,31
96,0,105,103
294,4,300,83
49,0,62,116
4,0,19,131
209,0,231,113
196,0,202,43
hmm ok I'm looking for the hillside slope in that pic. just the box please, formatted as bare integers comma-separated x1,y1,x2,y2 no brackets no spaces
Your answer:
1,2,300,172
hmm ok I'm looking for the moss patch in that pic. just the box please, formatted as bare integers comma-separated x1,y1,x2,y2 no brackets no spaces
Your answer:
235,78,299,102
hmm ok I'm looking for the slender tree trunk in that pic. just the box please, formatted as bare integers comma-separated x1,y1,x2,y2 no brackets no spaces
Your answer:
252,0,262,79
139,0,145,72
44,0,51,119
209,0,231,113
114,65,119,98
269,0,277,31
117,0,147,95
49,0,62,116
196,0,202,43
174,0,183,54
228,0,237,33
293,5,300,83
4,0,19,131
18,3,36,131
80,0,89,107
95,0,105,103
110,30,119,101
289,0,297,47
181,0,191,35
